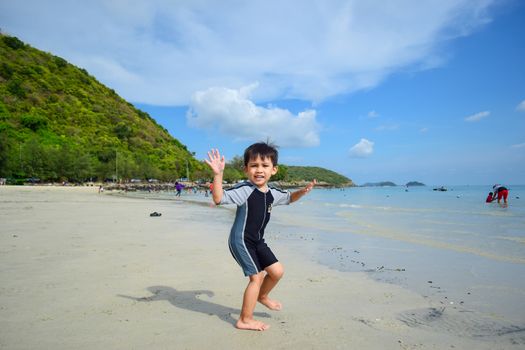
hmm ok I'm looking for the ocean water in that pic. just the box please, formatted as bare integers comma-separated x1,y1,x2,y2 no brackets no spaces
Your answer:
276,185,525,263
117,185,525,330
268,184,525,326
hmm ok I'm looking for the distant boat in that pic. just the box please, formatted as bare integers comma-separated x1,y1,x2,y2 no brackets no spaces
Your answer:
433,186,447,191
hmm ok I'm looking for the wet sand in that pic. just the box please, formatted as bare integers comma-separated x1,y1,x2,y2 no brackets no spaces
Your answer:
1,186,523,349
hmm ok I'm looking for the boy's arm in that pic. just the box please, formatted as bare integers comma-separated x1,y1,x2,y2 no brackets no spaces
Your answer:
290,179,316,203
204,149,226,205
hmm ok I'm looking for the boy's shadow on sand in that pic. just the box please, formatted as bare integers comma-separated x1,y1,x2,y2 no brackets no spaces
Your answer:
118,286,270,327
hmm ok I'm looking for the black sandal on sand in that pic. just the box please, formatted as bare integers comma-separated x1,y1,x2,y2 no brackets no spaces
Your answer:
149,212,162,217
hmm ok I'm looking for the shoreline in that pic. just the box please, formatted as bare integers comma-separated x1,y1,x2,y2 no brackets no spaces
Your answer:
1,186,524,349
112,187,525,333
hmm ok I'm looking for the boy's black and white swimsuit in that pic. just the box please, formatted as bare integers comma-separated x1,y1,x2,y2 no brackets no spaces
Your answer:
220,181,290,276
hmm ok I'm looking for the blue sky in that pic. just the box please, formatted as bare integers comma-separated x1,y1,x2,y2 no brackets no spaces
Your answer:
1,0,524,185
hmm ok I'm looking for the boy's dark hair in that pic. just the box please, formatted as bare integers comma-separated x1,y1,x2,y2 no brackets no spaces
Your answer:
243,142,279,166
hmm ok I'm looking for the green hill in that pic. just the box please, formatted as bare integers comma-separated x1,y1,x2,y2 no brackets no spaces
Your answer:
219,156,354,187
0,33,203,182
283,165,354,187
0,33,353,186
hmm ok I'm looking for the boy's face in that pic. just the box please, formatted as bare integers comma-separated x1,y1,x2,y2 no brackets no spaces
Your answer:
244,155,278,189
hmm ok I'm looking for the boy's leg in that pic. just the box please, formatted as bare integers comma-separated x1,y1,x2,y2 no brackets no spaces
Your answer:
258,262,284,311
237,272,269,331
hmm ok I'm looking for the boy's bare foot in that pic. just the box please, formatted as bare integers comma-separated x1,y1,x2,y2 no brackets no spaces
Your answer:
236,319,270,331
258,296,282,311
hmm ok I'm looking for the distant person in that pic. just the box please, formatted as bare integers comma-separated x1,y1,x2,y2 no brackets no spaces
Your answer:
491,184,509,204
485,192,494,203
205,142,316,331
175,181,184,197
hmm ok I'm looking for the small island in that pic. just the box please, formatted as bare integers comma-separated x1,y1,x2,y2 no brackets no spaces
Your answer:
360,181,397,187
406,181,425,187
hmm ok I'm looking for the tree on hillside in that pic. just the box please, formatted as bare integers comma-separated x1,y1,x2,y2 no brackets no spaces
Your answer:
0,33,200,183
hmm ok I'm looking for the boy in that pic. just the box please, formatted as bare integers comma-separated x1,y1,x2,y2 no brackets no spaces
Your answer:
205,142,315,331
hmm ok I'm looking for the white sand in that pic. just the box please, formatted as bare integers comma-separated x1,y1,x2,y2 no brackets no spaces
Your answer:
1,186,522,349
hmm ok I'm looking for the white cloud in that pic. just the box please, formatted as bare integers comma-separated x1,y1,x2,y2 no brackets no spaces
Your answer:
0,0,498,105
511,143,525,149
187,84,320,147
465,111,490,122
420,127,429,133
349,138,374,158
367,110,379,118
517,100,525,112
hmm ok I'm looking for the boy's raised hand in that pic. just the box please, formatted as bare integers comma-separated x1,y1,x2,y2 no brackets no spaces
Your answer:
290,179,316,203
205,149,225,175
304,179,317,193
